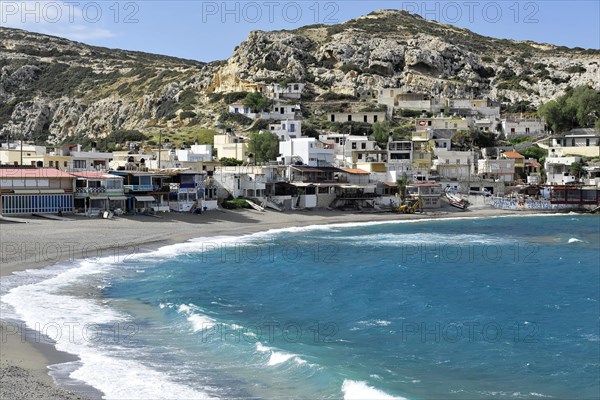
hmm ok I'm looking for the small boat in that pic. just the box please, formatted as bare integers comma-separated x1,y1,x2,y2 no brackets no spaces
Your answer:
445,190,469,210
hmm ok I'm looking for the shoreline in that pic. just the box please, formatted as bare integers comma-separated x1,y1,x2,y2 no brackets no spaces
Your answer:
0,207,581,399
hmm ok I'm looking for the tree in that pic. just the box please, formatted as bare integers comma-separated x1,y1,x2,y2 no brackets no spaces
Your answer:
569,161,585,182
248,131,279,163
452,130,477,150
539,85,600,133
371,120,392,148
396,175,409,203
242,92,270,113
595,118,600,132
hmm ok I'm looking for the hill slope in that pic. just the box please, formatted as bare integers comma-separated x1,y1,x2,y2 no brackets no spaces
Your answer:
1,10,598,144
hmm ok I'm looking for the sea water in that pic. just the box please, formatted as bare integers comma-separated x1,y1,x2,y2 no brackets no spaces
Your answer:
2,215,599,399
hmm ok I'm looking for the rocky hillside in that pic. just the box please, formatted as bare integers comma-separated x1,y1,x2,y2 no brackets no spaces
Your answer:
1,10,599,144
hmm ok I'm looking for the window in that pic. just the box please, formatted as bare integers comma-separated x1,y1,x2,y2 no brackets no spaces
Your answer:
361,143,366,149
525,127,530,133
428,121,432,126
352,143,357,149
347,115,352,122
373,115,378,123
571,139,575,146
511,128,515,133
586,139,590,146
49,161,54,167
358,154,363,160
443,142,447,148
64,161,68,167
290,124,295,132
331,115,335,122
364,115,368,123
234,108,239,113
73,160,86,169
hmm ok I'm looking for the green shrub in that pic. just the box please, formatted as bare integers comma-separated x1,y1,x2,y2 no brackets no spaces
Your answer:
221,198,252,209
179,111,197,119
218,111,253,126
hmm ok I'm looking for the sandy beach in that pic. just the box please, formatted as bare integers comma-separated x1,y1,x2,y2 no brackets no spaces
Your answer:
0,206,542,399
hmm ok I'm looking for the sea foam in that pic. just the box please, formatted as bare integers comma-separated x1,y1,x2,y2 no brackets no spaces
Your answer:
341,379,406,400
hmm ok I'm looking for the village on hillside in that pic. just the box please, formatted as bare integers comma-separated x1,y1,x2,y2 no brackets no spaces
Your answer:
1,82,599,217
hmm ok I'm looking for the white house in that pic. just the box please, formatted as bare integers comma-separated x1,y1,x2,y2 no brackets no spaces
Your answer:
265,83,305,100
269,120,302,141
502,116,546,137
228,102,258,119
329,111,385,124
214,166,266,199
446,98,500,118
387,140,413,181
214,134,248,161
477,158,515,183
176,145,213,162
549,128,600,158
69,147,113,171
434,149,477,180
279,138,334,167
260,102,301,120
544,153,582,185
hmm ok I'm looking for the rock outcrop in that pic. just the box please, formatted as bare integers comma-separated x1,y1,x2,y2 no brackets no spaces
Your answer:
1,9,599,143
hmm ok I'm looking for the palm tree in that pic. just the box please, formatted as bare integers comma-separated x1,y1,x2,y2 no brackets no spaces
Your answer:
396,175,409,203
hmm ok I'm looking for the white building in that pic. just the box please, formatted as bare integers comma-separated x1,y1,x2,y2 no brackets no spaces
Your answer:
477,158,515,183
214,166,266,199
329,111,385,124
176,145,213,162
549,128,600,158
265,83,305,100
319,134,378,167
279,138,334,167
446,98,501,118
214,134,248,161
68,145,113,171
387,140,413,181
545,153,582,185
260,102,300,120
502,117,546,137
228,102,258,119
269,120,302,141
434,149,477,180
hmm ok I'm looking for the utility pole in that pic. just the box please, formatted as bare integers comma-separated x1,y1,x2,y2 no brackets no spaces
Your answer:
20,137,23,166
158,130,163,170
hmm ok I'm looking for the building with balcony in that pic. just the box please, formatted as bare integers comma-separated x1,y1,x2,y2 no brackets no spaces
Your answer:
549,128,600,158
477,158,516,183
407,183,442,209
72,171,126,215
269,119,302,141
279,138,334,167
0,167,74,215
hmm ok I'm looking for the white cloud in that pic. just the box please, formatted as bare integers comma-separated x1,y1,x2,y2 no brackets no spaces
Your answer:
1,1,117,42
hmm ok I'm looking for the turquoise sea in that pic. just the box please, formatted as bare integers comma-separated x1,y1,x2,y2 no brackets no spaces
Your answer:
2,214,599,399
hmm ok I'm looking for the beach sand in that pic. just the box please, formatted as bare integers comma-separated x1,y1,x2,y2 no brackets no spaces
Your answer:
0,206,532,399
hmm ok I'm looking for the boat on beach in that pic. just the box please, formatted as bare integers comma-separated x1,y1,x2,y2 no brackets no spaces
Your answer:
444,189,469,210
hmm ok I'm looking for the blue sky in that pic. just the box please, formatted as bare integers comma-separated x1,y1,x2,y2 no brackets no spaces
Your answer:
1,1,599,61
